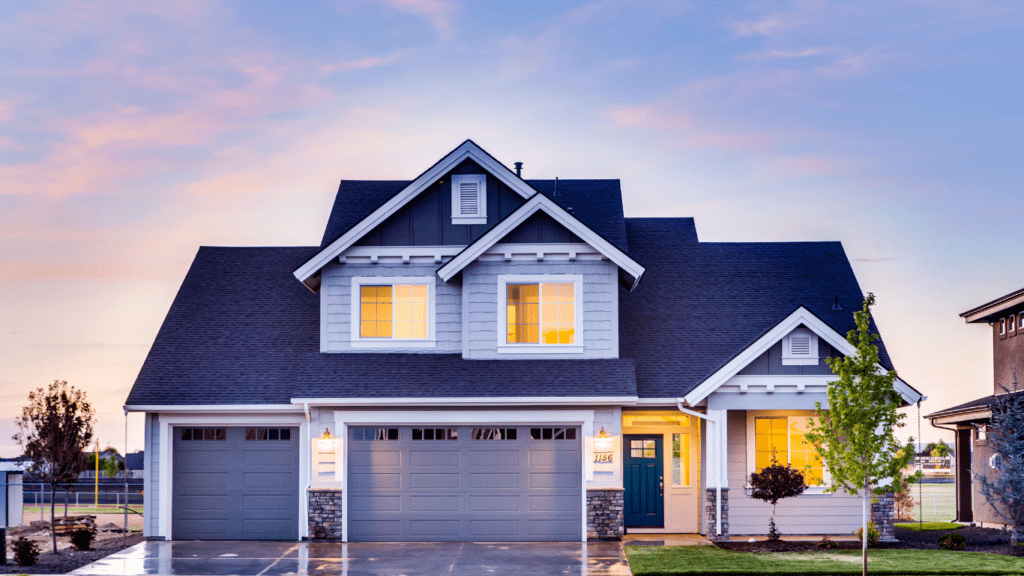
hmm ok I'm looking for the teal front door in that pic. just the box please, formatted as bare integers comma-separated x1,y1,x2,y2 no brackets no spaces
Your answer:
624,435,664,527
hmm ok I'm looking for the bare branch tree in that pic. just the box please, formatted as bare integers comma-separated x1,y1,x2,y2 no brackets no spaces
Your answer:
13,381,95,554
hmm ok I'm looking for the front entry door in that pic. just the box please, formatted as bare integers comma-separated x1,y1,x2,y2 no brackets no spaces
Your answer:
624,435,664,527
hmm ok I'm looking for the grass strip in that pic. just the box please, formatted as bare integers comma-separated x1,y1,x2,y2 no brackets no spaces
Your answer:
895,522,962,531
625,545,1024,575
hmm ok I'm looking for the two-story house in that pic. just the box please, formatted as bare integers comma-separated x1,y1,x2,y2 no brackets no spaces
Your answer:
125,140,921,543
927,288,1024,526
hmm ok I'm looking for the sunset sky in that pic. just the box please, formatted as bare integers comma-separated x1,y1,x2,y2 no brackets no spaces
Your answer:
2,0,1023,457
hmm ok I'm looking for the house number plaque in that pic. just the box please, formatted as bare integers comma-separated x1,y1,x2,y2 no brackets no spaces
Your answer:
594,452,614,463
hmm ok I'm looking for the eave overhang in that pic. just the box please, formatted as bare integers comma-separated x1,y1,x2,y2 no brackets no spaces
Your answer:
961,287,1024,323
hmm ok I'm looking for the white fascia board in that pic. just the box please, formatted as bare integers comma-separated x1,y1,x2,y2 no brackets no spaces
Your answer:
124,404,302,413
293,396,638,406
437,194,645,288
294,141,537,290
682,306,915,406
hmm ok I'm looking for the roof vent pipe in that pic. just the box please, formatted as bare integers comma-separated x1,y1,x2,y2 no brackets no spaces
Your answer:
514,162,523,177
554,177,559,196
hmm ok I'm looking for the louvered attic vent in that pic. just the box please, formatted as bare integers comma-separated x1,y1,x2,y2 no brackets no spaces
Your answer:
451,174,487,225
782,327,819,366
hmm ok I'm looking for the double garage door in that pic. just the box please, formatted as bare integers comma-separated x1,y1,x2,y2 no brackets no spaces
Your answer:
348,425,582,541
172,424,581,541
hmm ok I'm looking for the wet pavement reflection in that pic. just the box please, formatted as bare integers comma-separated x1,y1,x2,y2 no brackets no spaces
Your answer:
71,540,632,576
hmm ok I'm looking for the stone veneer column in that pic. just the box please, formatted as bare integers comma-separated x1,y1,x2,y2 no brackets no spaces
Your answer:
586,488,624,540
308,489,344,540
705,488,729,542
871,491,897,542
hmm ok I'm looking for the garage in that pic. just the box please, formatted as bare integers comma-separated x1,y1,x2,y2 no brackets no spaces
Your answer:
347,425,582,541
172,426,299,540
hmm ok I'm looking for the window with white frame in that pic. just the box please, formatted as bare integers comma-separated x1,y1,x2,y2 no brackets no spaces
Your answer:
350,277,435,347
782,326,819,365
451,174,486,224
497,275,583,353
1000,318,1006,335
748,415,826,487
672,433,691,487
1010,314,1017,334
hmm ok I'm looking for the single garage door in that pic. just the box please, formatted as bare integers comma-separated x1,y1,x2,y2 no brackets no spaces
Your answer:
172,426,299,540
348,425,581,541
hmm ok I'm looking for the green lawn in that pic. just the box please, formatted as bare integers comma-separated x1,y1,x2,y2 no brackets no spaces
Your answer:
896,522,962,531
625,546,1024,575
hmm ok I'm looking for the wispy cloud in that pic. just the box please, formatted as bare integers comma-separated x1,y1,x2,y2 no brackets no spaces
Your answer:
320,51,408,73
733,12,810,37
376,0,459,38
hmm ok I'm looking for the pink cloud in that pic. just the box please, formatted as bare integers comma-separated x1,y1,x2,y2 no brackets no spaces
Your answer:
378,0,458,38
320,51,407,73
605,105,777,151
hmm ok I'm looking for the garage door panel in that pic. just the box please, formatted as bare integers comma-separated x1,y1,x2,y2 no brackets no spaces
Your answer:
350,496,402,512
409,495,460,512
173,426,298,541
410,519,459,537
468,495,519,511
349,450,401,467
349,425,581,542
467,450,520,467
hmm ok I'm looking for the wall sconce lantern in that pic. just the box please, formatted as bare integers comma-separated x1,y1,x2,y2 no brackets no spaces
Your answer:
317,428,336,454
593,427,613,462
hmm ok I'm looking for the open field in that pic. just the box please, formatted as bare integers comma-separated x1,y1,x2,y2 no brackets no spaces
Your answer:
904,482,956,524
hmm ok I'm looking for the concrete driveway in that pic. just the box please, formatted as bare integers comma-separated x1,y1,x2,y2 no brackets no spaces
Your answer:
71,540,632,576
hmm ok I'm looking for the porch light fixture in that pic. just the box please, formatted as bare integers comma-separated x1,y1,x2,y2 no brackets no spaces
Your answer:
317,428,335,453
593,427,613,453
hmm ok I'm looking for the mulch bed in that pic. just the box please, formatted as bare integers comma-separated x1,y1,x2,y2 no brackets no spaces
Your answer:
1,533,145,574
716,526,1019,556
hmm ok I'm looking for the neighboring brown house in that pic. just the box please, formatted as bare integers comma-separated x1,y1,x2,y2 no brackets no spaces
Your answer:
927,288,1024,526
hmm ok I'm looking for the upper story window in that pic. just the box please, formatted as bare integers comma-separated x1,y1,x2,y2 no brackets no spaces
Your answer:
451,174,487,225
1010,314,1017,335
350,277,435,348
781,326,819,365
999,318,1006,336
497,275,583,354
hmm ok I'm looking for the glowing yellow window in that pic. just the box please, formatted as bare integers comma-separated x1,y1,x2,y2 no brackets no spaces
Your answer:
672,433,691,487
754,416,825,486
360,284,427,339
506,283,574,344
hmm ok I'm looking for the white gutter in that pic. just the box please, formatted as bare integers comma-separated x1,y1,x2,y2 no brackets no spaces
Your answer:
291,396,639,407
677,402,724,537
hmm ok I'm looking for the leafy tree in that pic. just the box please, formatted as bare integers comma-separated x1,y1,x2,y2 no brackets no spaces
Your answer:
13,380,95,554
919,441,951,458
748,455,807,541
974,368,1024,547
805,294,916,576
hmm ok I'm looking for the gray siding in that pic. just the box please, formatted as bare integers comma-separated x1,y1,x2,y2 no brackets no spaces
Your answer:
321,262,462,353
737,341,841,376
144,413,159,537
462,259,619,359
726,410,865,535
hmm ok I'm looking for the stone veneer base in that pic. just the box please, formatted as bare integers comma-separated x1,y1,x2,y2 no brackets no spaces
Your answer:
872,491,897,542
308,488,344,540
705,488,729,542
587,488,624,540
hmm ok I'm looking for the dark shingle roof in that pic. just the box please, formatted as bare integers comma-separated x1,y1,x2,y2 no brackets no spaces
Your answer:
293,354,636,398
320,179,629,252
619,217,893,398
125,247,636,405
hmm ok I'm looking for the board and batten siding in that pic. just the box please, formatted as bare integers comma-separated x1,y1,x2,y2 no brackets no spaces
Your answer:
726,410,865,535
462,259,619,359
320,262,462,353
143,413,159,537
736,341,841,376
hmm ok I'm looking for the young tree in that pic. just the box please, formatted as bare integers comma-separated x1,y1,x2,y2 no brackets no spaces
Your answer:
974,368,1024,547
13,381,95,554
748,456,807,541
805,294,916,576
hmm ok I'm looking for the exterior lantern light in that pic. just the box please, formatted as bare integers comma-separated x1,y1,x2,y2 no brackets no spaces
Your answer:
593,427,613,454
317,428,335,453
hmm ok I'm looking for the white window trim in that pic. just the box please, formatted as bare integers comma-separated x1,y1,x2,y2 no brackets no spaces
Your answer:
349,276,436,348
781,326,819,366
745,411,831,494
497,274,584,354
1000,318,1006,335
451,174,487,225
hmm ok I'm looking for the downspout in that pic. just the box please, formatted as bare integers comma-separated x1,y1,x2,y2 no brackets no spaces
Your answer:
677,402,723,536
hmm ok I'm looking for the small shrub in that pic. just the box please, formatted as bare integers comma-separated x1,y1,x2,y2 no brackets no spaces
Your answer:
853,523,881,546
14,536,41,566
938,532,966,551
70,527,96,551
817,535,839,549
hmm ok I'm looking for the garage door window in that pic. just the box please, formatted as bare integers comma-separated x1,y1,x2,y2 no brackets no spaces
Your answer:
245,428,291,441
530,427,577,440
351,427,399,441
471,427,517,440
412,428,458,440
181,428,226,441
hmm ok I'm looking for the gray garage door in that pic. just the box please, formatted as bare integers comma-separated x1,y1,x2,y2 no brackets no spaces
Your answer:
172,426,299,540
348,425,581,542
